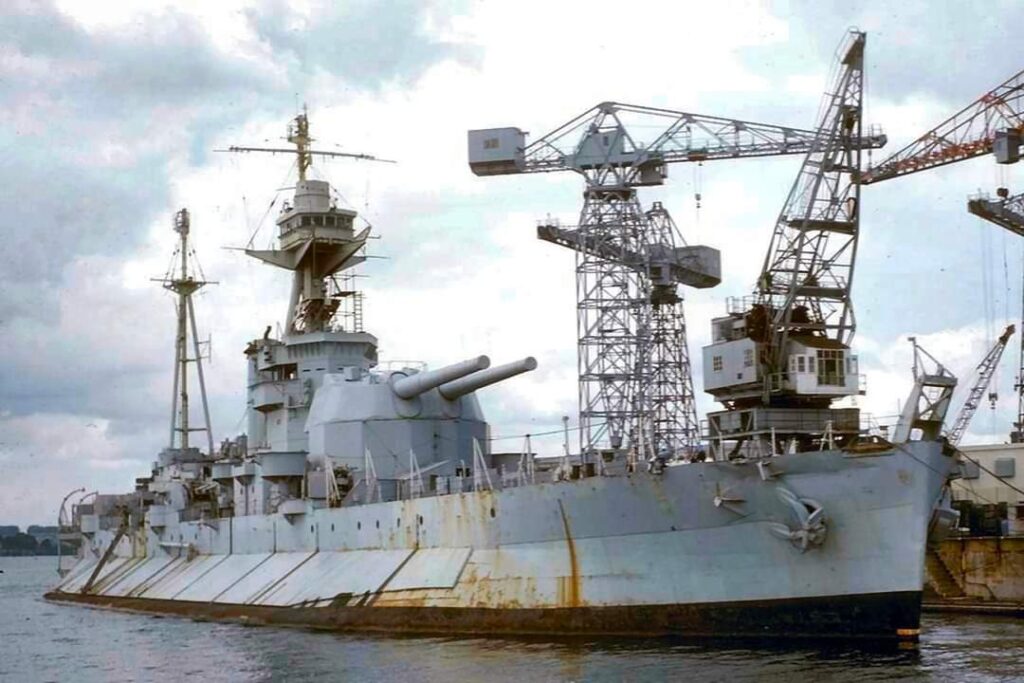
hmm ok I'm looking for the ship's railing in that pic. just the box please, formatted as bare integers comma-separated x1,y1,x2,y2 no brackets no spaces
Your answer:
859,413,898,440
725,295,758,315
354,460,542,505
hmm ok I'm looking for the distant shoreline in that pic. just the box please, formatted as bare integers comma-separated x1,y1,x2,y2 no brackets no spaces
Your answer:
0,529,65,558
0,550,58,557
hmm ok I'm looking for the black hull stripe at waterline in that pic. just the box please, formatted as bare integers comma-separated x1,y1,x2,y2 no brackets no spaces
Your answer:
44,590,923,640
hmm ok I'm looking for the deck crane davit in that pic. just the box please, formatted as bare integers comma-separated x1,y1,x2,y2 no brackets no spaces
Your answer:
468,101,885,464
893,337,959,444
703,30,881,458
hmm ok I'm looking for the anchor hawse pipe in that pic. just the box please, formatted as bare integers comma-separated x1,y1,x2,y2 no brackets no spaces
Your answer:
391,355,490,399
438,357,538,400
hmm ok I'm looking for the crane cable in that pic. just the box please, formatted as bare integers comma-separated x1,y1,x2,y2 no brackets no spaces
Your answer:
693,162,703,238
892,438,1024,500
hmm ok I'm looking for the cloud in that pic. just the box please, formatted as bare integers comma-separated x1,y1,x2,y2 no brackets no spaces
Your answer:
0,411,156,523
243,0,481,92
2,1,1023,529
0,0,480,526
744,0,1024,106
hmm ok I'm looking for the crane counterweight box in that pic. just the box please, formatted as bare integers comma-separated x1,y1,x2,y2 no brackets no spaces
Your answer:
468,128,526,176
994,129,1020,165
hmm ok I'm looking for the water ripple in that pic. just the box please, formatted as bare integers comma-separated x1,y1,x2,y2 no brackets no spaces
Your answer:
3,556,1022,682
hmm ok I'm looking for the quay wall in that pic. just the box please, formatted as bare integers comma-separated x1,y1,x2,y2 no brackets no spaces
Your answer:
937,536,1024,601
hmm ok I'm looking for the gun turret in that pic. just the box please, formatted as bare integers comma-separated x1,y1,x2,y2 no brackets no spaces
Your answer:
391,356,490,399
439,357,538,400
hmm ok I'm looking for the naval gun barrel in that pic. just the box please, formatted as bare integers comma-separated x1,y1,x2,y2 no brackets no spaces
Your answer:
438,357,538,400
392,356,490,399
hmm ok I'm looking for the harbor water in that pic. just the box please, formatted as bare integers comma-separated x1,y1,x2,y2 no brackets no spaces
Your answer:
2,556,1021,682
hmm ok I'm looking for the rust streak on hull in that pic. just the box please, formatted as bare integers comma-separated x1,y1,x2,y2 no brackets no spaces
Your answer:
557,499,581,608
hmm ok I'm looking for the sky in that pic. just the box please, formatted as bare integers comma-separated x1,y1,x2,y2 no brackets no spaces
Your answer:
2,0,1023,527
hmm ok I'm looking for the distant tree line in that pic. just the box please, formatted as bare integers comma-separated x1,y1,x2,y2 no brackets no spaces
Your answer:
0,527,69,556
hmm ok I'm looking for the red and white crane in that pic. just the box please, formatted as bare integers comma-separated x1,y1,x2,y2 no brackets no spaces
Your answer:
859,68,1024,185
859,66,1024,443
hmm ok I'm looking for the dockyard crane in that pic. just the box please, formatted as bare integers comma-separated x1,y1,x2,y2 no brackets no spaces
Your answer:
468,101,885,463
969,190,1024,237
946,325,1015,446
859,68,1024,185
856,66,1024,444
703,30,874,457
969,192,1024,442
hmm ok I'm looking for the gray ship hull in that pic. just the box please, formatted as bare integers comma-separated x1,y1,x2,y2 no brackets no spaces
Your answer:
47,440,954,640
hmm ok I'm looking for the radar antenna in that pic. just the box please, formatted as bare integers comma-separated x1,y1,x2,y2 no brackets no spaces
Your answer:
218,106,395,182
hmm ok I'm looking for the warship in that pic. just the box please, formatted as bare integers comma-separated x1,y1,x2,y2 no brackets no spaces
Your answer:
47,33,961,640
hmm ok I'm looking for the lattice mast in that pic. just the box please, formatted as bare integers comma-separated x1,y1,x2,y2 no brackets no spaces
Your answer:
946,324,1014,446
644,202,701,457
573,166,651,458
157,208,215,455
469,103,883,462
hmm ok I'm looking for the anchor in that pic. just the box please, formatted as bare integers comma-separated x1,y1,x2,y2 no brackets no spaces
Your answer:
767,485,827,552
